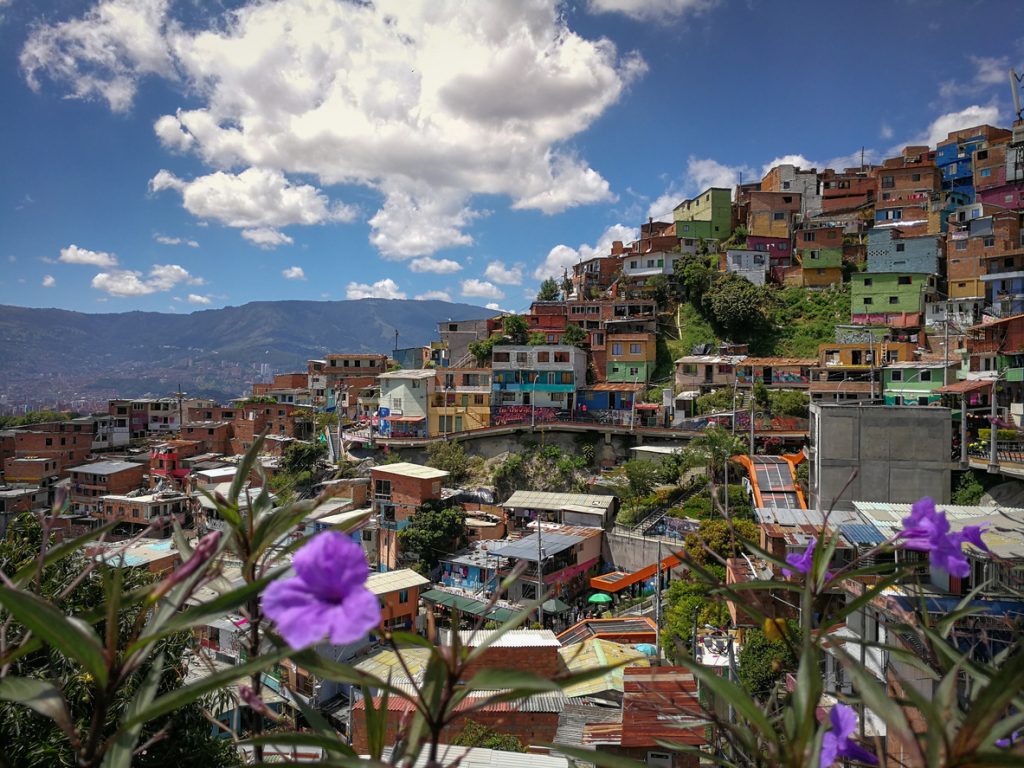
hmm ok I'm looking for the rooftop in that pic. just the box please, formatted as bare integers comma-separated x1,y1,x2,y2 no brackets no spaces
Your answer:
377,369,437,380
366,568,431,595
490,531,583,562
458,629,561,648
502,490,615,513
371,462,449,480
70,460,142,476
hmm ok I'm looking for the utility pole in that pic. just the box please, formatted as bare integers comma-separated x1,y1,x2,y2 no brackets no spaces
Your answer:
960,392,969,469
536,519,545,626
988,376,1000,474
748,395,755,456
655,538,662,660
731,372,738,435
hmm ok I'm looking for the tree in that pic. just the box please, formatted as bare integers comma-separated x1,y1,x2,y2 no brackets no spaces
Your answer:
768,390,809,418
398,503,469,571
701,272,772,339
674,253,715,302
696,388,734,416
684,426,746,485
662,575,732,660
952,470,986,505
527,331,547,345
536,277,561,302
683,518,758,566
623,459,659,501
738,627,798,699
426,440,470,485
752,381,771,412
560,323,588,347
468,335,497,365
452,720,527,753
0,513,241,768
646,274,671,305
273,440,329,498
501,315,529,345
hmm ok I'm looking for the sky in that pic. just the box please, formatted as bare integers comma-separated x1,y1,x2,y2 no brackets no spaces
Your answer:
1,0,1023,316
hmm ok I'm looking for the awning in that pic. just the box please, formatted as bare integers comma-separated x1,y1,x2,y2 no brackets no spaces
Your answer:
419,589,516,623
936,379,995,395
385,416,426,423
635,403,660,410
542,598,571,614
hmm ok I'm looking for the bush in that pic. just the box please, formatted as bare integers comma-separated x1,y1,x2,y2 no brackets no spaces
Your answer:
738,627,799,699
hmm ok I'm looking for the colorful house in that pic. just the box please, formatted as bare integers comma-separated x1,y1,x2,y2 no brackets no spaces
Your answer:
606,333,657,383
881,362,957,406
673,187,732,241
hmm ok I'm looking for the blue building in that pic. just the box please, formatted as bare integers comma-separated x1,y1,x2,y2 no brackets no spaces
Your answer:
866,228,942,274
935,125,1012,204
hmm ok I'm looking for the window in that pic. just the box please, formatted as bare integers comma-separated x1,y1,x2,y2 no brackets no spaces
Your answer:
362,529,373,541
881,175,895,188
863,278,873,286
981,168,992,178
474,394,484,405
920,370,932,382
630,260,638,268
646,259,655,268
890,370,902,381
804,231,815,242
398,589,409,604
773,212,785,220
882,192,891,201
391,397,402,410
537,351,550,363
493,352,510,362
897,276,911,285
630,343,642,354
782,180,791,189
547,334,556,343
911,173,921,182
611,343,623,355
629,367,640,377
984,236,995,248
809,250,820,260
656,259,663,267
863,297,873,305
895,243,905,252
516,352,528,364
889,296,899,304
553,351,570,363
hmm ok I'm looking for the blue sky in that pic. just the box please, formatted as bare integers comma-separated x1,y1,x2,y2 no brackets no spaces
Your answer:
1,0,1023,315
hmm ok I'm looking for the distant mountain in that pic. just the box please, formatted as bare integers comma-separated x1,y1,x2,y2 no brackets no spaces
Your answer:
0,299,495,404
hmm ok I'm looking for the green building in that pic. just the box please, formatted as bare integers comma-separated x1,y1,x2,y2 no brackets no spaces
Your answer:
881,362,955,406
851,272,934,323
673,187,732,241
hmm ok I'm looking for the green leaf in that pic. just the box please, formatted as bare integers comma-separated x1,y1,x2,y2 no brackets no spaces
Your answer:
120,645,291,731
278,697,357,759
0,677,75,740
102,653,164,768
679,658,775,743
0,587,108,685
229,432,266,506
12,521,117,586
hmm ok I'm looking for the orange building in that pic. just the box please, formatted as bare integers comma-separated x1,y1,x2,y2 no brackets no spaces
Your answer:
365,568,431,631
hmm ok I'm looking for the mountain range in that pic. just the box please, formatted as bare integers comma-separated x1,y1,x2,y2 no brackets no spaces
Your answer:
0,299,495,405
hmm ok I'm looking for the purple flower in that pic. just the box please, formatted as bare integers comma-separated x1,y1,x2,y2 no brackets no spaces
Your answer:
261,531,381,649
782,537,815,578
898,498,987,579
996,729,1022,748
820,703,878,767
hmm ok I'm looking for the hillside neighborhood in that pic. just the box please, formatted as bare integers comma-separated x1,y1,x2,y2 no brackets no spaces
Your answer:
4,119,1024,766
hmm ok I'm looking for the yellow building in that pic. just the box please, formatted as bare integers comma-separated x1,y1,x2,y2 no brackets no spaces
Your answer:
430,368,493,434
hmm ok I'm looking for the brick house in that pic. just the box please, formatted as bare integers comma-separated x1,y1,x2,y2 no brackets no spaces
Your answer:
4,456,61,485
365,568,431,631
370,462,448,570
69,460,147,515
149,439,203,489
98,491,190,534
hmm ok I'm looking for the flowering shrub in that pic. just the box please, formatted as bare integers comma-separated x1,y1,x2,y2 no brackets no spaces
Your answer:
0,436,1022,767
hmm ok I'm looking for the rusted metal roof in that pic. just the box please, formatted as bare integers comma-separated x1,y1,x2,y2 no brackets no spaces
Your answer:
620,667,705,748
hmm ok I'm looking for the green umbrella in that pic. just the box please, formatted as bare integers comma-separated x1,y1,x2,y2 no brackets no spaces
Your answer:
587,593,612,604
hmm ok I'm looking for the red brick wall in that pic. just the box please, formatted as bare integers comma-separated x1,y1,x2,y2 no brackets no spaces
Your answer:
4,457,60,483
461,645,561,681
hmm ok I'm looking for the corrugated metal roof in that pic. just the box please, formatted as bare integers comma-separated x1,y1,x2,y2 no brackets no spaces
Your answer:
371,462,449,480
839,522,886,546
502,490,616,512
458,629,560,648
381,745,568,768
557,617,657,646
558,639,650,698
365,568,430,595
490,532,582,561
70,460,141,475
355,690,569,713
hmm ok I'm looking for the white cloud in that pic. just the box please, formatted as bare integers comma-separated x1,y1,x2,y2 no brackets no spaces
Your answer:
242,228,294,249
187,293,212,304
587,0,718,21
19,0,174,112
150,168,355,245
91,263,203,297
345,278,406,300
24,1,645,258
914,104,1003,148
760,154,817,177
533,223,637,280
282,266,306,280
484,260,524,285
41,275,55,287
409,257,463,274
59,244,117,267
154,234,199,248
880,123,894,140
971,55,1009,86
485,302,503,311
460,279,505,300
415,290,452,301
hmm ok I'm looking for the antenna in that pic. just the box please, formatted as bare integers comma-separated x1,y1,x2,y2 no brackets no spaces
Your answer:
1011,68,1023,122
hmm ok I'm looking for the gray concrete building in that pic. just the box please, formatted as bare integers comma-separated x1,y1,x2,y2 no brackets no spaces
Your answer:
809,403,952,511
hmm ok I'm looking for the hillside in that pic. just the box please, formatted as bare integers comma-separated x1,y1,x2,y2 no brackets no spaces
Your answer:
0,299,494,403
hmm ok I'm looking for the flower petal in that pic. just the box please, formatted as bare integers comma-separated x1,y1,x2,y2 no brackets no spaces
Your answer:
959,525,990,553
830,703,858,741
292,531,370,601
261,578,330,648
839,741,879,765
820,732,840,768
324,586,382,645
